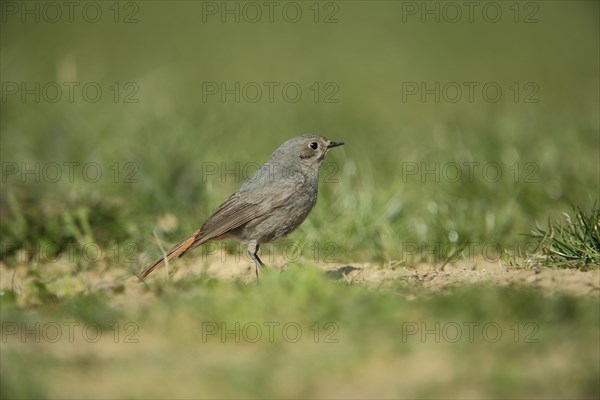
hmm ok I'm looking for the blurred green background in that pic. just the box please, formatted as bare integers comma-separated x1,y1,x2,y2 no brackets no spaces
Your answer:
1,1,599,399
1,0,598,263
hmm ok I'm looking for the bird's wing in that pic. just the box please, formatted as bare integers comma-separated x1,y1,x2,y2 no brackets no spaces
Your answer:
197,185,296,242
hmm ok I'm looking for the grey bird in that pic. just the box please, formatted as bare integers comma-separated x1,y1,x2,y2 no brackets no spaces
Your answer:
141,134,344,278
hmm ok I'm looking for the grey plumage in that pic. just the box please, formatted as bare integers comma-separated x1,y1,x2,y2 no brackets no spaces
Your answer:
142,134,344,278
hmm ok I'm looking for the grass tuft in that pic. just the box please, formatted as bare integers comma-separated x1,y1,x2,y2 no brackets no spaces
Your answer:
528,204,600,269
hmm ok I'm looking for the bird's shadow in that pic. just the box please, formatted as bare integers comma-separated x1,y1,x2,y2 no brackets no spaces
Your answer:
324,265,363,280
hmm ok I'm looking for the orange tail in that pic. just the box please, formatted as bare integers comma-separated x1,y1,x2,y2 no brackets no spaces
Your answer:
142,229,201,278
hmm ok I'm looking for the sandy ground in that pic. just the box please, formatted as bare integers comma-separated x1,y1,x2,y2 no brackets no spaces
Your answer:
323,260,600,297
152,255,600,297
1,255,599,305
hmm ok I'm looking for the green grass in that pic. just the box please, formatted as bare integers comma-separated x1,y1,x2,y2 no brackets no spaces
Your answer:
529,205,600,269
2,268,599,398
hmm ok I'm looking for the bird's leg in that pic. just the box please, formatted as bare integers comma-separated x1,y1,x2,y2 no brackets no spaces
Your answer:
247,241,265,280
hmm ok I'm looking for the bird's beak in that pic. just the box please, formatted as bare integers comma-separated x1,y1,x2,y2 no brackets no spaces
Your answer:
327,141,345,148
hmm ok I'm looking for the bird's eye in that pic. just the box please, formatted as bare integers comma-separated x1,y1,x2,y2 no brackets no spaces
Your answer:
309,142,319,150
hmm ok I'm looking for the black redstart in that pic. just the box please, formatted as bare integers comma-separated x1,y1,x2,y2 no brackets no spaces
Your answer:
142,134,344,278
